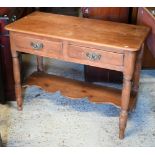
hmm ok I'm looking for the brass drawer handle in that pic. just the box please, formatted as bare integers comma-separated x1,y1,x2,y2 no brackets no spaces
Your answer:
31,42,43,50
86,52,101,61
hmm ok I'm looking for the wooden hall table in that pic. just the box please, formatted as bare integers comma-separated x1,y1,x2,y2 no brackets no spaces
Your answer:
5,11,150,139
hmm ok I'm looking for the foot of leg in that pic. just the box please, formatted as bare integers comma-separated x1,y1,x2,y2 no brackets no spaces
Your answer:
119,110,128,139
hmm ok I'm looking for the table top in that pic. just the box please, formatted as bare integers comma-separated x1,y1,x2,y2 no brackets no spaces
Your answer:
5,11,150,51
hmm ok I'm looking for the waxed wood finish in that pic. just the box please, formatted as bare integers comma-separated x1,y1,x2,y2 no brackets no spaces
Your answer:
6,11,149,139
119,51,136,139
6,11,149,51
68,44,124,66
11,32,125,71
133,44,144,93
24,71,137,110
14,34,63,54
82,7,130,83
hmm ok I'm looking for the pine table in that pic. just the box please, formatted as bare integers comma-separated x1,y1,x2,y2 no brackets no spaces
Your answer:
5,11,150,139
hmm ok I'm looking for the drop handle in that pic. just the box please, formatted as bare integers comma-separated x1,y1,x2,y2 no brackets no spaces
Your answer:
86,52,101,61
31,42,43,50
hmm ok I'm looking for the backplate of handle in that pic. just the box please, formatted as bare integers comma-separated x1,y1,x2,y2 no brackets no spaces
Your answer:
86,52,101,61
31,42,43,50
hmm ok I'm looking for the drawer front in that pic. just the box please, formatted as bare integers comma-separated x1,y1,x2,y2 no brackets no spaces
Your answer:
68,45,124,66
14,35,62,55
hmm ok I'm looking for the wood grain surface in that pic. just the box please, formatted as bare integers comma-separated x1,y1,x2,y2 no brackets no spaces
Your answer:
6,11,150,51
7,11,150,139
24,71,137,111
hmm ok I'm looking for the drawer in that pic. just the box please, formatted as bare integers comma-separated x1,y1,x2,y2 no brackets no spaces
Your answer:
14,34,62,55
68,45,124,66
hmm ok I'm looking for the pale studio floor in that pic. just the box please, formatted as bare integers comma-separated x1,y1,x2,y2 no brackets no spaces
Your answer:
0,54,155,146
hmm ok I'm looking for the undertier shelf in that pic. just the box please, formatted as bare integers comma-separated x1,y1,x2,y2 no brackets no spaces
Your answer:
24,72,137,111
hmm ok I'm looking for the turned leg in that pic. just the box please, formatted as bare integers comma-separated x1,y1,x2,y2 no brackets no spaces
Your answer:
36,56,44,72
119,77,132,139
133,44,144,92
12,52,23,110
119,52,136,139
128,45,144,112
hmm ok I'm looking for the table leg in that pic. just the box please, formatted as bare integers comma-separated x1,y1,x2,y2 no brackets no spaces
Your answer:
12,51,23,111
119,77,132,139
133,44,144,92
119,52,136,139
129,44,144,112
36,56,44,72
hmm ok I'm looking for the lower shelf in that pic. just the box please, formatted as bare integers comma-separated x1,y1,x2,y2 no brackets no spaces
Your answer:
24,72,137,110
